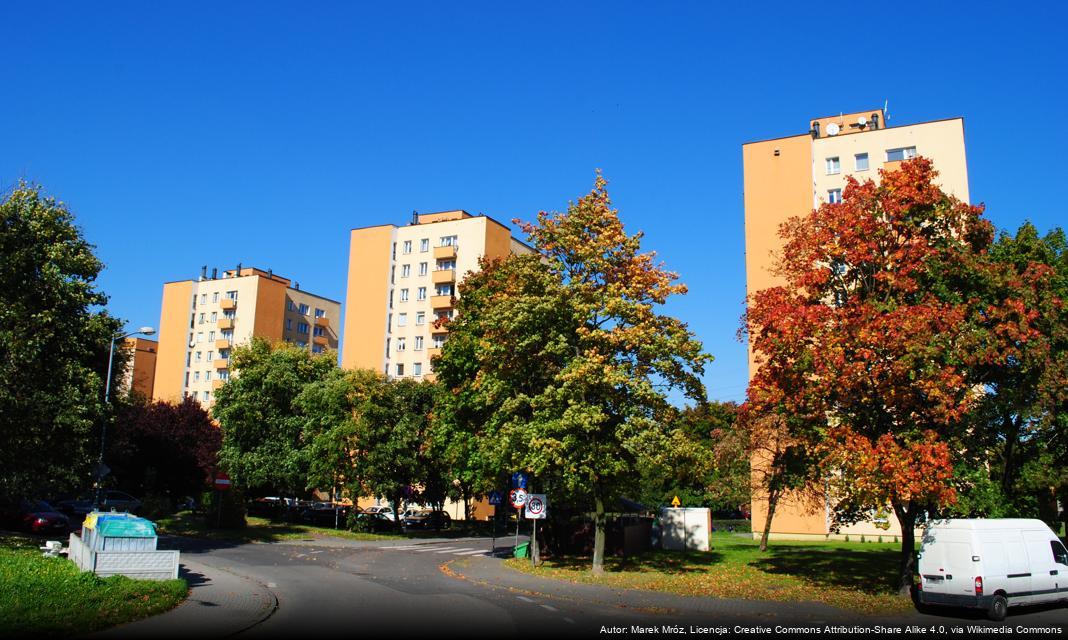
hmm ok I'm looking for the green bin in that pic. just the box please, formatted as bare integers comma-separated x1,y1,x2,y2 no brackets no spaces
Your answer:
514,542,530,559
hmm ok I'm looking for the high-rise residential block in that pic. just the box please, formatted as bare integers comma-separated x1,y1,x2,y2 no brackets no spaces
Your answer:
120,337,158,398
342,210,532,378
153,266,341,407
742,109,970,539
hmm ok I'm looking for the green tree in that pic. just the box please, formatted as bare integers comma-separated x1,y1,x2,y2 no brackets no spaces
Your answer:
0,183,123,499
212,339,336,496
435,174,709,573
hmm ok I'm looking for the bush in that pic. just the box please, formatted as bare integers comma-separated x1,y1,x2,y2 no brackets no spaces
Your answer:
139,493,174,520
205,489,246,529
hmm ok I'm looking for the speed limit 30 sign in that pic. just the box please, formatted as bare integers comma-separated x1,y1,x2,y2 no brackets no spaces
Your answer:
524,494,547,519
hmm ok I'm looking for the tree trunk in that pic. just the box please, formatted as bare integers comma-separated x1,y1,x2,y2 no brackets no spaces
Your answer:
1000,413,1021,499
759,486,780,552
892,500,917,595
592,495,606,576
393,493,404,531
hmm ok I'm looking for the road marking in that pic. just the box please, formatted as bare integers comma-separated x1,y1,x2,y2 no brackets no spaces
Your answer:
382,545,421,550
564,617,575,624
540,604,558,612
455,549,490,555
267,582,277,588
436,547,476,554
413,546,454,553
516,596,534,603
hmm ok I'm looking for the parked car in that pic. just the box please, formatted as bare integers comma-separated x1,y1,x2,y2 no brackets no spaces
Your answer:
248,497,284,518
353,511,396,532
0,499,71,535
402,510,451,531
365,505,393,516
299,502,352,528
56,490,141,517
918,518,1068,620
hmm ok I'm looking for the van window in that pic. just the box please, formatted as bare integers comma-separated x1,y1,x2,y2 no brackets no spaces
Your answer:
1053,540,1068,565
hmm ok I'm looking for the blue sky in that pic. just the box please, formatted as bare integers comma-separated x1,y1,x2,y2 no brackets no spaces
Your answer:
3,2,1065,403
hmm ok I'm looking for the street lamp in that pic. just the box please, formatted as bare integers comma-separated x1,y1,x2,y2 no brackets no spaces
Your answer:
95,326,155,508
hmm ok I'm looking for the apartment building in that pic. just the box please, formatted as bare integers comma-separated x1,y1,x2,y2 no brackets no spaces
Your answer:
120,337,158,398
342,210,532,378
742,109,970,539
153,266,341,407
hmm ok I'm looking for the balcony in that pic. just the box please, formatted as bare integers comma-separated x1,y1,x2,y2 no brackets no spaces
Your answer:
212,379,225,390
215,338,231,349
882,160,903,173
430,295,453,309
313,335,328,346
427,347,442,360
213,359,229,370
432,269,455,285
314,316,329,328
218,318,235,330
433,245,457,260
220,298,236,310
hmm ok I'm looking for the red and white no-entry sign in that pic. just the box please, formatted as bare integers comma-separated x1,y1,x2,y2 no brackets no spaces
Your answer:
214,472,231,490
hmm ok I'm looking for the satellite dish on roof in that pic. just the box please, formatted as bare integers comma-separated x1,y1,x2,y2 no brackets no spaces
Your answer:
857,116,868,127
826,122,841,136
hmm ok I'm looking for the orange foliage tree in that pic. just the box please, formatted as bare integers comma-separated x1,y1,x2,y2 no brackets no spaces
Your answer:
743,158,1004,592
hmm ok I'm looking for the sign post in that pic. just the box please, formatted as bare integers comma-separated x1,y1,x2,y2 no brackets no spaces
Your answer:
488,490,503,553
214,472,231,528
509,488,527,552
524,494,547,566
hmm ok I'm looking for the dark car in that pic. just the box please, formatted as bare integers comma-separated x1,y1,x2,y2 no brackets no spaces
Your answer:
402,510,451,531
353,511,395,532
56,490,141,518
299,502,352,528
0,499,71,535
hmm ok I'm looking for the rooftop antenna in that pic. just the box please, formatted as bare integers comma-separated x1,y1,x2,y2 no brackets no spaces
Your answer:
411,210,419,225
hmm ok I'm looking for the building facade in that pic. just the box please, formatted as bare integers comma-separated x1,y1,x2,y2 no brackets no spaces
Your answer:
152,266,341,407
120,337,158,399
742,109,970,539
342,210,532,378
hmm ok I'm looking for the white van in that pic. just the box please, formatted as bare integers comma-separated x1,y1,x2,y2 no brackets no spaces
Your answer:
918,518,1068,620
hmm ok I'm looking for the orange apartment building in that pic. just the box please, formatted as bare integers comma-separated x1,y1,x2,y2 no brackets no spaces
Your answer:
120,337,158,398
342,210,532,379
742,108,970,539
152,265,341,408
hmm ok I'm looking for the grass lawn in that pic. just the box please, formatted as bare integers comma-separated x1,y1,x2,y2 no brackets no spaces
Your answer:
155,511,484,543
0,534,186,638
504,532,915,615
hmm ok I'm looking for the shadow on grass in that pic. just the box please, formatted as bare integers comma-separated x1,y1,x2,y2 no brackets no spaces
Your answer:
541,549,726,574
749,544,900,595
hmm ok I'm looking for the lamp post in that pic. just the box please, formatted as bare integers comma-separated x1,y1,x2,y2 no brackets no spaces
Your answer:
95,326,155,508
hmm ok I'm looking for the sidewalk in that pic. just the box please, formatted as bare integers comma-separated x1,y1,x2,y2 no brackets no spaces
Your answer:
93,556,277,638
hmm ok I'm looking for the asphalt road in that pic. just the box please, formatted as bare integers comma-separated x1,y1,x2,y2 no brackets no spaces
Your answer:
106,535,1068,639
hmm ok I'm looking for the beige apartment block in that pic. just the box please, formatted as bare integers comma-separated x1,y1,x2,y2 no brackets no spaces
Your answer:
120,337,158,399
153,266,341,408
742,109,970,540
342,210,533,379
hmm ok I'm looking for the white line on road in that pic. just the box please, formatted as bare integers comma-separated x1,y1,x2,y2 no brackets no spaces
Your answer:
412,546,455,553
516,596,534,603
455,549,490,555
267,582,277,588
540,604,558,612
436,547,476,554
382,545,421,550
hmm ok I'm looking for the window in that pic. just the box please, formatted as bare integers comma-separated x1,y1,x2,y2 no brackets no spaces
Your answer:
200,294,207,305
825,157,840,175
886,146,917,162
226,290,238,301
313,326,325,337
1053,540,1068,565
194,371,201,382
211,311,217,323
414,336,424,351
286,319,292,330
287,300,296,311
435,284,453,296
186,353,191,366
420,238,429,252
433,335,446,349
855,153,869,171
437,259,456,271
195,351,202,362
208,330,215,341
828,189,843,204
220,371,229,381
297,322,309,334
416,312,426,326
312,344,324,354
199,313,205,325
299,303,309,315
222,331,232,341
419,262,428,276
417,287,427,301
184,373,189,386
400,288,409,302
440,235,457,247
212,292,219,303
403,240,412,254
223,310,235,319
296,340,307,348
315,308,325,318
413,362,423,376
205,370,212,382
397,338,406,351
207,351,213,361
401,264,411,278
397,313,408,327
396,363,404,376
202,391,209,401
197,332,204,343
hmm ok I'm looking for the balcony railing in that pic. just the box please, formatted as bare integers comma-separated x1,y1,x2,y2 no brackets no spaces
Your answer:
314,316,329,327
313,335,328,346
220,298,236,310
215,338,231,349
212,379,225,390
218,318,235,330
427,347,442,360
430,295,453,309
433,245,457,260
432,269,455,285
213,359,229,370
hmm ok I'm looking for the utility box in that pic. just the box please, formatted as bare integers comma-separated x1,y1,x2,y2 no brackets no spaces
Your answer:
660,507,711,552
69,512,178,580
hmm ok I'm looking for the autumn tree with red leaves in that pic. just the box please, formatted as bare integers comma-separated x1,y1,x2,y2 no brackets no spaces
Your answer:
743,158,1005,593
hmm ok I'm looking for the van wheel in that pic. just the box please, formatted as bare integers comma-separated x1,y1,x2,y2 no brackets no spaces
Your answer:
988,594,1007,621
